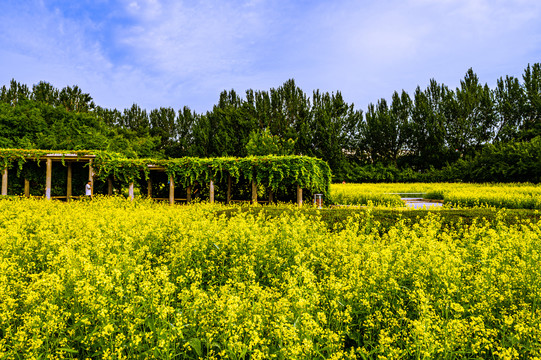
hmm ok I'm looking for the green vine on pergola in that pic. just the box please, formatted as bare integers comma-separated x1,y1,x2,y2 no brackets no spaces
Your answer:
162,156,332,195
0,149,99,174
0,149,332,197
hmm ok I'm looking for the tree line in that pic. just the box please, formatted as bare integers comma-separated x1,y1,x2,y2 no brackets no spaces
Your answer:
1,63,540,182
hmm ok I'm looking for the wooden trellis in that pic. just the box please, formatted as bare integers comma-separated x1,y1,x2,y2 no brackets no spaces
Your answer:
0,152,325,206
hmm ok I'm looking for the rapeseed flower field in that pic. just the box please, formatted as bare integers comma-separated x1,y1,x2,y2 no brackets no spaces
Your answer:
331,182,541,209
0,196,540,359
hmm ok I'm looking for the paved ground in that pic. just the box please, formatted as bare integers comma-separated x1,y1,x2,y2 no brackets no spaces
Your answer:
402,198,444,209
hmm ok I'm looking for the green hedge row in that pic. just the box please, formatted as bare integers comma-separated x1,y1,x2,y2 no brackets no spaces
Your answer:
341,137,541,183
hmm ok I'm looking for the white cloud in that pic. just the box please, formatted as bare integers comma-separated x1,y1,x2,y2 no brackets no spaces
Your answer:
0,0,540,113
117,1,266,74
290,0,541,106
128,2,141,11
0,3,107,80
0,1,160,109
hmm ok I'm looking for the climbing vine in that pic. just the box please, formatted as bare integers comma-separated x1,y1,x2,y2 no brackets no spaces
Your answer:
0,149,98,175
162,156,332,196
0,149,332,197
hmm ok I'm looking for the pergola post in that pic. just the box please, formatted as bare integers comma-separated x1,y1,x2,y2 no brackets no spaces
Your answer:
88,160,94,196
45,158,52,200
1,167,7,196
2,166,8,196
269,189,274,204
251,180,257,204
24,179,30,197
147,178,152,198
108,178,113,196
297,185,302,207
187,185,192,202
226,174,232,204
169,175,174,205
209,180,215,203
128,182,134,201
67,162,72,201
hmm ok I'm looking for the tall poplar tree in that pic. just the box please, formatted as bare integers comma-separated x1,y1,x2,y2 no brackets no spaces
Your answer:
32,81,59,107
446,69,495,158
150,107,177,155
493,75,525,142
408,83,446,169
521,63,541,139
310,90,360,179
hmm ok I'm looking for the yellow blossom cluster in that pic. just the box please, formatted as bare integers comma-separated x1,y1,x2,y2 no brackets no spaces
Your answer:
0,196,540,359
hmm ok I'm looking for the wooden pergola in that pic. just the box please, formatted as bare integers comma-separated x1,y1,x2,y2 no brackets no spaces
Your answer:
1,153,96,200
128,165,302,206
1,153,304,206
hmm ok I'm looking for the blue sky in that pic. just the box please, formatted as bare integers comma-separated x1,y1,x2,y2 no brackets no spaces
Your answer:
1,0,540,113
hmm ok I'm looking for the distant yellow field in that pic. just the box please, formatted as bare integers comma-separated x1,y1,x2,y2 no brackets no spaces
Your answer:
331,182,541,209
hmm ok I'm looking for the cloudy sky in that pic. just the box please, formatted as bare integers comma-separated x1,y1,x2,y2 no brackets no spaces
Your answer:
1,0,540,113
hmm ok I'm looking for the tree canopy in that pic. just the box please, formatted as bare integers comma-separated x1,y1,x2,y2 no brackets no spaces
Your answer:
1,63,541,182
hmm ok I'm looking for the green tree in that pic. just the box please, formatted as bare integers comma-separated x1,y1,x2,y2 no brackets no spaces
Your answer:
246,80,311,156
390,90,412,165
204,89,254,156
493,75,525,142
58,85,95,112
95,107,122,128
310,90,360,180
149,107,177,155
32,81,59,107
363,99,390,163
445,69,496,159
408,84,447,169
362,92,409,165
0,79,30,106
272,79,311,142
520,63,541,139
245,129,296,156
122,104,149,136
174,106,198,157
191,112,212,157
